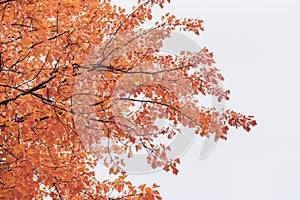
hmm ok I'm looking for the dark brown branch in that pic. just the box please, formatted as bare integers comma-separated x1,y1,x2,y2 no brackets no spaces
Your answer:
0,0,16,5
0,75,56,105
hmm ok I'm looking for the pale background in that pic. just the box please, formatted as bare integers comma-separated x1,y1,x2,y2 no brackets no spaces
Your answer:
96,0,300,199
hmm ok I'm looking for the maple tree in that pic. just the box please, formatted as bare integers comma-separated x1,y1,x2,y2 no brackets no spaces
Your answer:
0,0,257,199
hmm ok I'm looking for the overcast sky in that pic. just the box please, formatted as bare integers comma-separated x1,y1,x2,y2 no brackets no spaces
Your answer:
96,0,300,199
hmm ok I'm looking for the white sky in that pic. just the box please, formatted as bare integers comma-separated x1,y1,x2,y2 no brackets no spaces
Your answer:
96,0,300,199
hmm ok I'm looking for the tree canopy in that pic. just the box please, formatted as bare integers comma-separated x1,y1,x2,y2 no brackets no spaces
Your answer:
0,0,257,199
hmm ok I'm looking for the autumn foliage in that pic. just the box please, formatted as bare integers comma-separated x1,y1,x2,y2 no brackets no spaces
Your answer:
0,0,257,199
